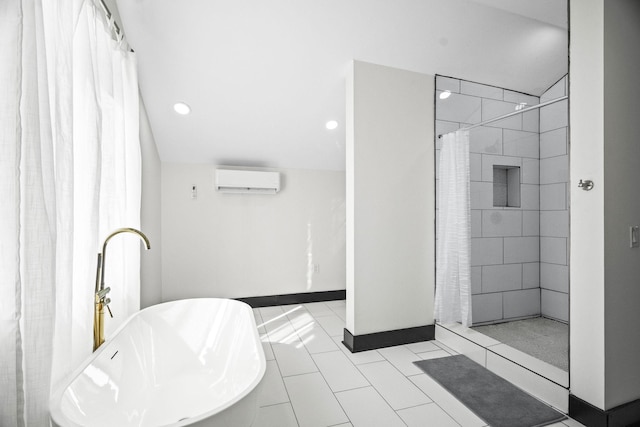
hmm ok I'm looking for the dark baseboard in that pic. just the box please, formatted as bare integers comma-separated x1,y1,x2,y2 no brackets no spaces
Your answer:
343,325,435,353
236,290,346,308
569,394,640,427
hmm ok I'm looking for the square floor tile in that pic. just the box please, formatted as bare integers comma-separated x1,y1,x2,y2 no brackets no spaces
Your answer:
303,302,334,317
253,402,298,427
335,386,406,427
261,335,275,360
296,321,339,354
405,341,440,354
316,314,345,337
325,300,346,309
418,349,451,360
263,317,297,343
397,402,461,427
312,350,369,392
562,419,587,427
258,360,289,407
272,339,318,377
332,336,385,365
286,307,314,329
330,306,347,321
409,373,486,427
284,372,349,427
378,345,424,376
357,360,431,410
259,306,285,321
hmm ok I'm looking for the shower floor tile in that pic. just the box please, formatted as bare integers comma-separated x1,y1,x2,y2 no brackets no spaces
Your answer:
472,317,568,371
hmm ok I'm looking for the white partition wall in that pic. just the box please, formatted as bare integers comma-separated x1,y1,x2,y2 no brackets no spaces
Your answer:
345,61,435,343
601,0,640,411
570,0,640,422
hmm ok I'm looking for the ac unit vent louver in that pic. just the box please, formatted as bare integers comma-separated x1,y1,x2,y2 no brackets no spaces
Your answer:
215,169,280,194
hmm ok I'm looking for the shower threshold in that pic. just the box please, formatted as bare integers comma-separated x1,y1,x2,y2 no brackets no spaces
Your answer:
435,320,569,413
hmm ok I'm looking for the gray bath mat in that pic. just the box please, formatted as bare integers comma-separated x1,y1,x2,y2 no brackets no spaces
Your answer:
414,355,565,427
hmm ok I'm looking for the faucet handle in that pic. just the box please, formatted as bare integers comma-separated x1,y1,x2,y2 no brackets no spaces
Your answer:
105,300,113,318
96,287,113,317
96,287,111,300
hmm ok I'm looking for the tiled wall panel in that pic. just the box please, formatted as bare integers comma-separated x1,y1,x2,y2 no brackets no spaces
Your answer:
522,263,540,289
472,293,503,324
503,288,541,319
540,263,569,293
482,211,522,237
436,74,569,325
540,237,568,265
540,183,566,210
539,76,569,323
470,238,504,266
540,127,567,158
482,264,522,293
436,75,541,325
541,289,568,322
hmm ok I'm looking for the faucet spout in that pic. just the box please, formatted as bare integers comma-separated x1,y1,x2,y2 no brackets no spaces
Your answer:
94,227,150,351
96,228,151,293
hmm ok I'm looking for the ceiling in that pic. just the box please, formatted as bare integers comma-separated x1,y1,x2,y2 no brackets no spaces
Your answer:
114,0,568,171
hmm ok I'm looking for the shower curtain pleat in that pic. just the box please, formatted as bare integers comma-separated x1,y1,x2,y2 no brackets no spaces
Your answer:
434,130,472,327
0,0,141,424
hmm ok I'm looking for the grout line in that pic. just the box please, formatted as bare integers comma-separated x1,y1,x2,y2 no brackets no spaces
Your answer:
258,401,294,409
332,383,372,395
407,374,467,427
354,360,426,419
267,356,299,425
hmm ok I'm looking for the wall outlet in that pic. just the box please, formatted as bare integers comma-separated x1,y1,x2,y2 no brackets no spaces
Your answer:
191,185,197,199
313,264,320,273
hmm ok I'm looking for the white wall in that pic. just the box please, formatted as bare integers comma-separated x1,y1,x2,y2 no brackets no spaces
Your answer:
571,0,640,412
570,0,606,410
346,61,434,336
161,164,345,301
139,98,163,308
602,0,640,409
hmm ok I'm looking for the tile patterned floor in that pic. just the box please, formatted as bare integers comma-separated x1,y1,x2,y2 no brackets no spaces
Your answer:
251,301,585,427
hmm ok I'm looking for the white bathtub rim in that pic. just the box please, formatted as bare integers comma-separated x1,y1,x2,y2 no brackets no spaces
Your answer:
49,298,267,427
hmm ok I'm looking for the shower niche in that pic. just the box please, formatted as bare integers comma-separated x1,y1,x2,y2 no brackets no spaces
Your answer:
492,165,520,208
435,74,569,373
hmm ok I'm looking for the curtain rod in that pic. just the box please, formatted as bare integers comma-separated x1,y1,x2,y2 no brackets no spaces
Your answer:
98,0,123,41
437,95,568,139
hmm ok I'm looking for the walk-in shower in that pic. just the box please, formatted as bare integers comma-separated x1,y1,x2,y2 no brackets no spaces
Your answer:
434,74,570,373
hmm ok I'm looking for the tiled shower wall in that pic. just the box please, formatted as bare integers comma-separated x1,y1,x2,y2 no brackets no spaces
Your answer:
435,75,542,325
539,76,569,323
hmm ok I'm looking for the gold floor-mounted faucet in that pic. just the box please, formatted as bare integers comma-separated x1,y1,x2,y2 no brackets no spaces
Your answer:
94,228,151,352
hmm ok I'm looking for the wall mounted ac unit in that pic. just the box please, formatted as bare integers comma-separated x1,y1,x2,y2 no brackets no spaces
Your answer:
215,169,280,194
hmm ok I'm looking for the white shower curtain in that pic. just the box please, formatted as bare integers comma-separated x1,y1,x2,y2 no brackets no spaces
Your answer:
434,130,472,327
0,1,140,425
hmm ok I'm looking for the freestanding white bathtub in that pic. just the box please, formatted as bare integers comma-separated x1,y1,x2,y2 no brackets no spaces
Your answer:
50,298,266,427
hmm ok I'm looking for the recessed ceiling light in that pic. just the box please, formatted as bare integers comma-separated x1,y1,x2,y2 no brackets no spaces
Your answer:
325,120,338,130
439,90,451,100
173,102,191,115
